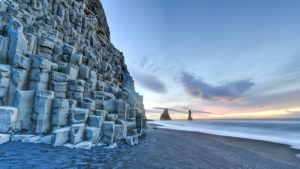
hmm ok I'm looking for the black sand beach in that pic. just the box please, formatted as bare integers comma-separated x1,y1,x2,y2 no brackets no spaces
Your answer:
0,124,299,169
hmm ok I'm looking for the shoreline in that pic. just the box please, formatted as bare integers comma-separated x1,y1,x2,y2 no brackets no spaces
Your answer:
0,124,299,168
149,120,300,151
150,123,300,158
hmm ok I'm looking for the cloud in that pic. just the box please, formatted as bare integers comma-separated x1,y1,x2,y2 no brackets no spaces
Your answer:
139,56,149,68
179,71,254,101
132,71,167,93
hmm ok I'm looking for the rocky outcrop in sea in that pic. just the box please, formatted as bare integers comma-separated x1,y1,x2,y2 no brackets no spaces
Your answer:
160,108,171,120
0,0,147,149
188,109,193,120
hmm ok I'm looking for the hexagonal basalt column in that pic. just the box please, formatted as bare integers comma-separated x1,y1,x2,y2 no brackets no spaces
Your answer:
0,106,18,133
34,90,54,134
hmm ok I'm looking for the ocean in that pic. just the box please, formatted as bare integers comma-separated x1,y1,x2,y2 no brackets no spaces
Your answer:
150,118,300,151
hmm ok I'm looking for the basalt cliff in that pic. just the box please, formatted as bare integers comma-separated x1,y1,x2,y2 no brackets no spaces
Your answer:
0,0,147,149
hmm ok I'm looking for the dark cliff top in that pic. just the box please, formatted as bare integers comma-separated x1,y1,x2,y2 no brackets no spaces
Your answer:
86,0,110,40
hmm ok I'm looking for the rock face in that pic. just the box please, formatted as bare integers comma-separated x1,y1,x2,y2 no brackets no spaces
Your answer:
188,109,193,120
160,108,171,120
0,0,147,148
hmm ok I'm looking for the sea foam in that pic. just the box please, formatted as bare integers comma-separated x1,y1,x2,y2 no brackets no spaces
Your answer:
150,119,300,150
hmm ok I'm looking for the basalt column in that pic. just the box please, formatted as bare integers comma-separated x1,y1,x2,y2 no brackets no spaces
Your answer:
0,0,147,148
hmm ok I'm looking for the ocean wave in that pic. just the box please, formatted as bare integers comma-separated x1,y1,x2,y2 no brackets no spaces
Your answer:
149,119,300,150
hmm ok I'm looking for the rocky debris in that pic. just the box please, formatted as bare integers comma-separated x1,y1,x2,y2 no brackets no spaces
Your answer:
188,109,193,120
160,108,172,120
0,0,147,149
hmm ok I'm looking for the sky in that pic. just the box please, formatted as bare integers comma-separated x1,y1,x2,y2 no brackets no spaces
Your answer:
101,0,300,119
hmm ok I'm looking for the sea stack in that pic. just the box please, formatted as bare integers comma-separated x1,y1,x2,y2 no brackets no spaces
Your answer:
160,108,172,120
188,110,193,120
0,0,147,148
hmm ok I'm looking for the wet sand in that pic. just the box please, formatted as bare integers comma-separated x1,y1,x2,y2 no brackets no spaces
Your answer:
0,124,299,169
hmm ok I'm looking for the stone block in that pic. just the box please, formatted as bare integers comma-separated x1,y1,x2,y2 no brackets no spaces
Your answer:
78,64,89,79
127,121,137,130
0,106,18,133
96,81,106,91
12,53,31,70
116,99,128,120
28,80,48,90
69,85,84,92
50,71,69,82
89,69,97,80
7,19,28,64
0,76,10,87
34,90,54,134
70,123,85,144
49,82,67,92
67,91,83,100
66,64,78,80
0,134,10,144
80,98,95,111
13,90,35,132
95,100,103,110
69,99,77,108
85,126,99,144
100,61,109,72
29,54,51,71
26,33,37,55
51,62,58,71
0,87,8,105
70,53,82,65
87,53,96,67
54,91,66,99
53,98,69,108
92,91,115,101
0,64,12,77
53,127,70,146
69,108,89,124
115,124,127,141
103,99,115,113
95,110,108,118
106,114,118,122
88,115,104,128
37,37,55,49
125,135,138,146
0,35,9,64
52,107,69,127
102,121,115,144
8,68,29,105
63,44,74,56
37,47,53,60
29,68,49,82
